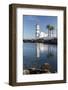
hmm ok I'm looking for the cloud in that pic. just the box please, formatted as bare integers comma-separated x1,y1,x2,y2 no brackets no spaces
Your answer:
39,32,48,38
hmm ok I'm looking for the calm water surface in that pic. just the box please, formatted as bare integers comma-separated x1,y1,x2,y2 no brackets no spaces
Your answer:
23,43,57,73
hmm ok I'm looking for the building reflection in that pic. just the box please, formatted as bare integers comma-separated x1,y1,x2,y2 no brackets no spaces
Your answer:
36,43,40,58
36,43,48,58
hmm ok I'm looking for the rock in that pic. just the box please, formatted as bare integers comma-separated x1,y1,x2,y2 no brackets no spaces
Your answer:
29,68,37,74
43,69,51,73
41,63,51,70
41,63,51,73
23,70,30,74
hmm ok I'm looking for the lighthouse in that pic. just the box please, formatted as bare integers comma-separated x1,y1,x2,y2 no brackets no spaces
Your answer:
36,24,40,39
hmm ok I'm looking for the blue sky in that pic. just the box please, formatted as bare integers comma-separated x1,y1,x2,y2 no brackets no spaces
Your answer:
23,15,57,39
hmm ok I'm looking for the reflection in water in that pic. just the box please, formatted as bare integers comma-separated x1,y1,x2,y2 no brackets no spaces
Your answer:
36,43,40,58
36,43,48,58
23,43,57,75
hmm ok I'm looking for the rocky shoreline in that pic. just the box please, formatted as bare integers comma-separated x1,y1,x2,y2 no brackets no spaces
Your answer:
23,63,56,75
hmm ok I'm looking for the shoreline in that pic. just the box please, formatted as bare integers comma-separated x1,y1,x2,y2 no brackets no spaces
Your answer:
23,38,57,45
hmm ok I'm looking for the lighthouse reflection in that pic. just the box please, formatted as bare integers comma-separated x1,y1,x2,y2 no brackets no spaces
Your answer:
36,43,48,58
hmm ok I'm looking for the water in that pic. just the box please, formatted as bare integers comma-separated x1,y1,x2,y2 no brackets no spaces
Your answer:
23,43,57,74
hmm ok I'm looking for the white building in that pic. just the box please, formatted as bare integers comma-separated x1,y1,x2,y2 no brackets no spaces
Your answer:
36,24,48,39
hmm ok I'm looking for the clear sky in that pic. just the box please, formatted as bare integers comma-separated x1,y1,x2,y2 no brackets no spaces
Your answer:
23,15,57,39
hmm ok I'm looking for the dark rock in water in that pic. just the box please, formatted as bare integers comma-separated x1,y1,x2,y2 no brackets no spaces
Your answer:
41,63,51,73
40,69,51,73
29,68,38,74
41,63,51,70
23,70,30,74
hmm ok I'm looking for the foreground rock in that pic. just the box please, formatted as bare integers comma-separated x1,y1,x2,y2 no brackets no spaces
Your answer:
23,70,30,74
41,63,51,73
23,63,52,74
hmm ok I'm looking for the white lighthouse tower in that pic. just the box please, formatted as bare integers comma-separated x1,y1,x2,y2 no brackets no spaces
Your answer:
36,24,40,39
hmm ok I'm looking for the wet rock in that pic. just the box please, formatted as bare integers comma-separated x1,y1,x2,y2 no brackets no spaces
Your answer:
29,68,37,74
41,63,51,73
41,63,51,70
23,70,30,74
